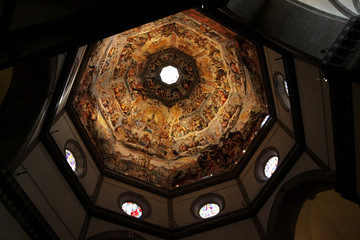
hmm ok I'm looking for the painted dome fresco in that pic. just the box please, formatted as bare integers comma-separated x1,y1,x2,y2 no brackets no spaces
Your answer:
72,9,269,190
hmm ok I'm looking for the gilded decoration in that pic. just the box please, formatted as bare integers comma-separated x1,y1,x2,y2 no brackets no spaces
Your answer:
72,9,269,190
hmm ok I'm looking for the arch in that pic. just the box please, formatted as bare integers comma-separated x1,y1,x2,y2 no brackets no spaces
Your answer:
87,230,146,240
267,169,336,240
295,189,360,239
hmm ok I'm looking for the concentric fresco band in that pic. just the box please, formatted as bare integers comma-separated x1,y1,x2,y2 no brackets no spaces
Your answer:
72,9,269,190
140,48,200,106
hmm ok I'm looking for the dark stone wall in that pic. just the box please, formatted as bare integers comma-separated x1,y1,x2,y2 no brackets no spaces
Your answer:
227,0,347,59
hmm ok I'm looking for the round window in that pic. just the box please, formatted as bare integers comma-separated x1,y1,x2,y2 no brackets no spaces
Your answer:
255,148,279,181
65,149,76,171
274,72,290,111
118,192,151,219
264,156,279,178
121,202,143,218
199,203,221,219
191,193,225,219
64,139,86,177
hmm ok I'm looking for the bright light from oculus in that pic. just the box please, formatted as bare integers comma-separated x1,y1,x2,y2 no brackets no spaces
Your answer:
121,202,143,218
160,65,179,85
199,203,220,219
264,156,278,178
65,149,76,171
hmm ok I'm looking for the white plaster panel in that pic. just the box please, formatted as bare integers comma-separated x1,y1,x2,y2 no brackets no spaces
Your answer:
56,46,87,116
172,179,244,227
294,58,330,165
0,202,31,240
18,143,86,239
14,165,74,240
241,122,295,202
96,177,168,228
264,47,293,132
239,122,279,181
297,0,348,18
86,217,164,240
51,112,99,197
180,218,261,240
322,77,335,170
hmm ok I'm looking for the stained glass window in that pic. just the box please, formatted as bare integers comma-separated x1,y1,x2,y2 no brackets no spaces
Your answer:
199,203,220,219
65,149,76,171
264,156,278,178
121,202,143,218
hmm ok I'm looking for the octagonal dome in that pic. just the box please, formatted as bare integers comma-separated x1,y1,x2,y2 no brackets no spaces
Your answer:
71,9,269,191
